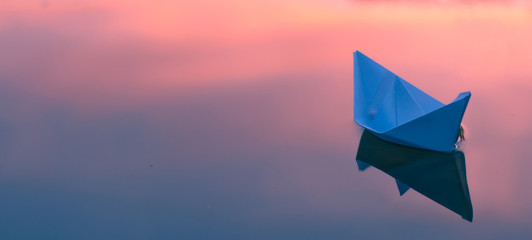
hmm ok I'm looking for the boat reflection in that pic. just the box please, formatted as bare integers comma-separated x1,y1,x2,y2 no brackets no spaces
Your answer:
356,130,473,221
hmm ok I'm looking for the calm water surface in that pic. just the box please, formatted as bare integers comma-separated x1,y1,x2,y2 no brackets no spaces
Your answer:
0,0,531,239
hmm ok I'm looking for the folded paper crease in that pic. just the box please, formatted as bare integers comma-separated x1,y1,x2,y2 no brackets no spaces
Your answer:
354,51,471,152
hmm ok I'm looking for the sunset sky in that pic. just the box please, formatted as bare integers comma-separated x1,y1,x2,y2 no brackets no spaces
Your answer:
1,0,531,239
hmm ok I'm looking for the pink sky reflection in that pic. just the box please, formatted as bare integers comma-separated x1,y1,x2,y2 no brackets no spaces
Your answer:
1,0,532,222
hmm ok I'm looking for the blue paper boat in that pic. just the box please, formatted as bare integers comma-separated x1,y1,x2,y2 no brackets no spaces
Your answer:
353,51,471,152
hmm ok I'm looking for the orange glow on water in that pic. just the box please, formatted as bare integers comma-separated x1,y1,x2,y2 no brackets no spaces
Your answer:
1,0,532,220
2,0,532,93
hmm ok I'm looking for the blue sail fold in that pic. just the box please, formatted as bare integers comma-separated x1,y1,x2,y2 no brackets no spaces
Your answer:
353,51,471,152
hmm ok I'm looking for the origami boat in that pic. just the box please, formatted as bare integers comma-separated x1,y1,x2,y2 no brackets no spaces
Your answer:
353,51,471,152
356,130,473,221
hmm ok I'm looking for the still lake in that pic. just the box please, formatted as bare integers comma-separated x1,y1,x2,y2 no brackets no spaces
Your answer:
0,1,531,239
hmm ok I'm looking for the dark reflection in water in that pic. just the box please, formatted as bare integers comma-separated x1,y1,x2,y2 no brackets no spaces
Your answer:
2,1,532,239
356,130,473,221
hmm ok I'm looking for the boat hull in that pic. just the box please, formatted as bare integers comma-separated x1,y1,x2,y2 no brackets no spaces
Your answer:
353,51,471,152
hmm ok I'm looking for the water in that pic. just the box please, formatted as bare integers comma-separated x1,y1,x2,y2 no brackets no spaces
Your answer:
0,1,531,239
